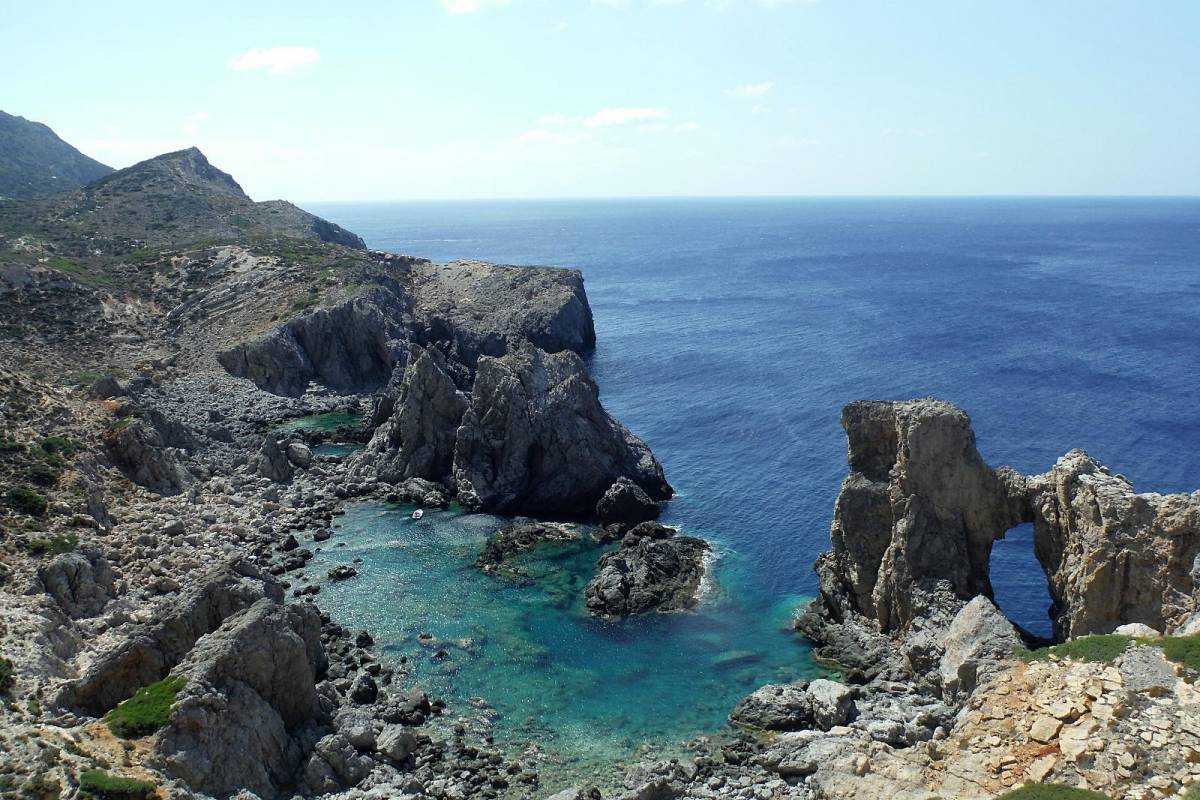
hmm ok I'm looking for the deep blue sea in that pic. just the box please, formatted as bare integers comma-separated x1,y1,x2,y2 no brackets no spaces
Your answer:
305,197,1200,782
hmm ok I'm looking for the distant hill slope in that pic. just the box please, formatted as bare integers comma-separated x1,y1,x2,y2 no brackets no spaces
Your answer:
0,111,114,198
0,147,365,252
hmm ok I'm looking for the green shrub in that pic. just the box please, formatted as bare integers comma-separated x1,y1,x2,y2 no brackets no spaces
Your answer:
0,657,14,693
5,486,48,516
995,784,1110,799
25,534,77,556
77,769,157,800
103,675,186,738
1017,634,1133,664
26,462,61,487
39,435,77,457
1158,634,1200,670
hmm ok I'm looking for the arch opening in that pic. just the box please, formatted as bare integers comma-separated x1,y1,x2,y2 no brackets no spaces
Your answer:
989,522,1054,640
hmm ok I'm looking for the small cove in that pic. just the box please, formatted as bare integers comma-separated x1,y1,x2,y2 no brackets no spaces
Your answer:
308,502,819,786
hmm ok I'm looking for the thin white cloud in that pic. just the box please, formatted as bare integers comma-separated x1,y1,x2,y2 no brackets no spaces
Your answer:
439,0,512,13
227,47,320,76
731,81,773,98
586,107,668,128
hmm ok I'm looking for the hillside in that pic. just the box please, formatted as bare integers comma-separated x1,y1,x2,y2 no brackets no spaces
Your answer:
0,147,364,255
0,110,113,198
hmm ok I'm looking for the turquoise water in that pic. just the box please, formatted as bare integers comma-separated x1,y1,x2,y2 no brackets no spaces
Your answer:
274,411,364,434
310,502,818,783
313,443,361,458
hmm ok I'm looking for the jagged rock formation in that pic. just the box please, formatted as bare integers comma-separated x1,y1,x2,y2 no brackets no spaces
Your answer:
596,476,661,534
938,596,1022,699
356,344,467,482
154,599,327,800
56,560,281,715
0,110,113,198
812,398,1200,652
584,522,709,618
454,347,671,516
1025,449,1200,640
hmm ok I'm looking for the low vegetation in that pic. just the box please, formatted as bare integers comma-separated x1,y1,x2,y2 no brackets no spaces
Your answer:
1018,632,1200,671
103,675,186,738
0,656,14,693
24,533,78,556
5,486,48,516
78,769,158,800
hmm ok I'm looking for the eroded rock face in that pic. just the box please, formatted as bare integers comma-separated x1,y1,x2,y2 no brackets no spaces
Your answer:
1026,449,1200,639
218,286,413,397
353,345,467,484
454,346,671,517
56,560,282,715
811,397,1200,652
815,399,1027,635
155,599,327,800
585,523,708,619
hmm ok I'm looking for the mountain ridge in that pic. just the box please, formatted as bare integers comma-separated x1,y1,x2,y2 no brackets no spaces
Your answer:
0,110,113,198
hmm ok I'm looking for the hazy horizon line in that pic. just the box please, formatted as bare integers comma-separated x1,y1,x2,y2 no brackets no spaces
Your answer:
298,193,1200,205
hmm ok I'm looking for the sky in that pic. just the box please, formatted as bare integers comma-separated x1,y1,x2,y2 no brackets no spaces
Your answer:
4,0,1199,200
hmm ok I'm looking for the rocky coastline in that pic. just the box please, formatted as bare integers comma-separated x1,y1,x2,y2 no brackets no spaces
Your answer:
3,145,1200,800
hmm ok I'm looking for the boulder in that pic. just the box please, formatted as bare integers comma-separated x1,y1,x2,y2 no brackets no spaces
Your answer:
254,437,293,483
454,346,671,517
102,417,190,495
938,595,1022,698
37,544,115,619
585,527,709,619
596,477,660,533
286,441,313,469
730,679,854,731
376,725,418,763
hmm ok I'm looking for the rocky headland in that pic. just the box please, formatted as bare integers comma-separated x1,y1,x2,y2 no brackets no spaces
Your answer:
2,125,1199,800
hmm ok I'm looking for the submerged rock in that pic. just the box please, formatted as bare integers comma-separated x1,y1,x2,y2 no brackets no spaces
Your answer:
473,521,585,575
584,523,709,619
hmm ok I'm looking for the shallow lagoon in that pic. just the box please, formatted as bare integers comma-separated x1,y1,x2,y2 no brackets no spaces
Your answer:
309,502,819,784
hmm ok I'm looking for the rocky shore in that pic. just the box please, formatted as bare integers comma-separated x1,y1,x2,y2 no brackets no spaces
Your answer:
3,144,1200,800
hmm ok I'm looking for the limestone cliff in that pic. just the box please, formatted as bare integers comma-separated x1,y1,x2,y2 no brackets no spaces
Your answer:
813,398,1200,648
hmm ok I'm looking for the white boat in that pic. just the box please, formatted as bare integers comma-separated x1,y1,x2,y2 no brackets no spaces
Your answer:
411,509,424,520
